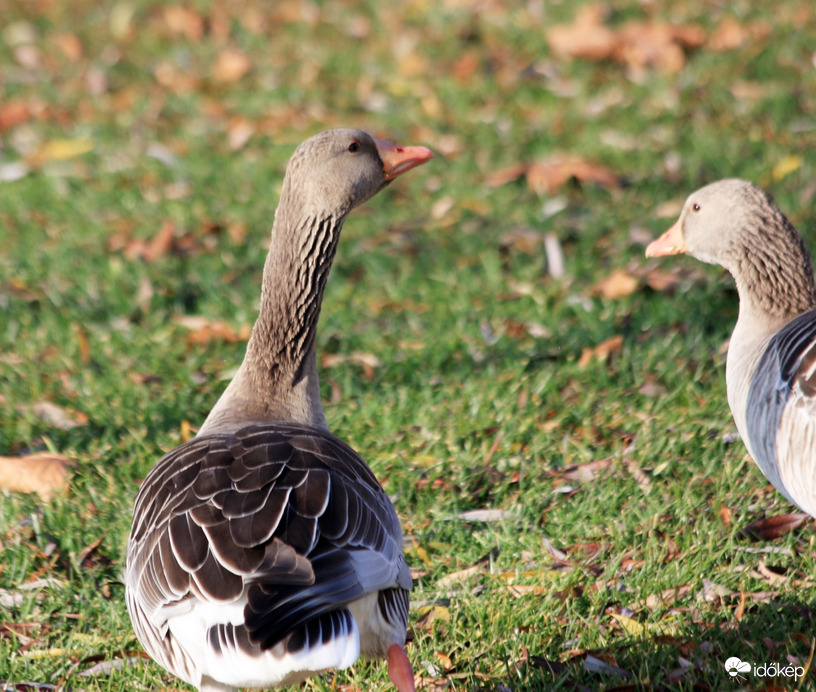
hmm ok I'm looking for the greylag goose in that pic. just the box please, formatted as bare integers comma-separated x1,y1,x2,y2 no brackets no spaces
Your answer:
126,129,433,692
646,179,816,517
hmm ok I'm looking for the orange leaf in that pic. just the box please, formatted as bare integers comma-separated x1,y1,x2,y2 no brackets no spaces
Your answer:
546,4,617,61
174,315,252,345
434,651,453,672
0,100,31,132
526,155,619,195
578,335,623,368
211,49,252,83
0,452,71,501
124,220,175,262
592,269,639,300
163,5,205,41
54,33,83,61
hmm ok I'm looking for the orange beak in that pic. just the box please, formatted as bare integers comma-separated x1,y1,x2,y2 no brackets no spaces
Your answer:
376,140,434,180
645,218,688,258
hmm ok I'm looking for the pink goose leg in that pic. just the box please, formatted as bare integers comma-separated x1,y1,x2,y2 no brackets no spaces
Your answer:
388,644,416,692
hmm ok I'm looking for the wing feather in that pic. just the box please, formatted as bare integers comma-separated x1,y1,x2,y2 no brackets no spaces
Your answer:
126,421,410,679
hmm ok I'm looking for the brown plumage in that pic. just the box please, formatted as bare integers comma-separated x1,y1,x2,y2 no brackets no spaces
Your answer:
126,129,432,692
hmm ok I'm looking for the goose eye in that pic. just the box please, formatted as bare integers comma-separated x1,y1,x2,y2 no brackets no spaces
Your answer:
692,202,701,212
347,141,360,153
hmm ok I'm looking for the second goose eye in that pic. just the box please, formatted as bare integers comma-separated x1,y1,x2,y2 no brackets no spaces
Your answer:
692,203,701,212
348,141,360,153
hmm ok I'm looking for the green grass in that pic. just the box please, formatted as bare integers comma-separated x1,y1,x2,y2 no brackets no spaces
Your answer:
3,0,816,689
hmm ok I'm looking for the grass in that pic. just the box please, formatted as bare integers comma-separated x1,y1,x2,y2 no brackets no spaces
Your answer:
3,0,816,689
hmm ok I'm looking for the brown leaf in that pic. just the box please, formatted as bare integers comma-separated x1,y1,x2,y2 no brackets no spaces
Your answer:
500,227,545,254
578,335,623,367
526,155,619,195
54,33,83,61
592,269,639,300
163,5,205,41
486,162,528,188
0,100,31,132
123,220,175,262
436,565,483,587
321,352,381,379
174,315,251,345
614,22,704,76
211,49,252,83
644,267,683,293
738,513,811,541
546,5,705,75
154,61,201,92
546,4,618,61
708,16,750,51
26,401,88,430
0,452,71,501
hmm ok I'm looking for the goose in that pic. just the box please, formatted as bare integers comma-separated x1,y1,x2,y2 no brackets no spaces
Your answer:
125,129,433,691
646,178,816,517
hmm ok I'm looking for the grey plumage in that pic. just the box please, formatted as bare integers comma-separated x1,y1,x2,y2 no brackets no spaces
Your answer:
125,129,432,691
647,178,816,518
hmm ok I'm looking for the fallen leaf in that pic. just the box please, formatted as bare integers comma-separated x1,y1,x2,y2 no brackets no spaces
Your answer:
592,269,639,300
500,227,545,254
53,33,83,61
456,508,515,522
174,315,252,345
226,116,255,151
578,335,624,368
486,162,527,188
414,605,451,631
644,267,683,293
123,220,175,262
211,48,252,83
25,401,88,430
0,100,31,131
625,458,651,490
773,155,803,182
526,155,619,195
29,138,93,165
638,584,693,611
735,589,746,622
546,4,618,61
738,513,810,541
755,560,789,586
609,613,647,637
546,4,705,76
434,651,454,672
554,457,615,483
321,352,381,379
583,654,632,678
708,16,751,51
163,5,205,41
436,565,483,588
0,453,71,501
